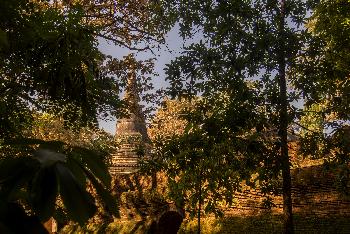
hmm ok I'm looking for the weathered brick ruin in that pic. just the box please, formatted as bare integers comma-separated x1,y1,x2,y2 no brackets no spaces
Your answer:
187,164,347,233
227,165,350,214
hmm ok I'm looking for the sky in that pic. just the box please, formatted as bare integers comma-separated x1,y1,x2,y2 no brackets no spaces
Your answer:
98,25,184,134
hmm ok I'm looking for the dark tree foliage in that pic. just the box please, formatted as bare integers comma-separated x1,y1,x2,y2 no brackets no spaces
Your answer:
0,0,165,232
292,0,350,196
154,0,317,233
151,93,280,218
0,3,119,228
0,0,121,132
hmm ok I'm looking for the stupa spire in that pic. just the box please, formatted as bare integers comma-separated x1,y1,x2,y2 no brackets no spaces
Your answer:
109,55,150,174
123,58,142,120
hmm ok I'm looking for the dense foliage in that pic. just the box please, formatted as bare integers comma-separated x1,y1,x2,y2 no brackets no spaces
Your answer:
148,95,281,228
0,0,165,232
152,1,310,233
292,0,350,195
1,0,350,233
148,0,350,233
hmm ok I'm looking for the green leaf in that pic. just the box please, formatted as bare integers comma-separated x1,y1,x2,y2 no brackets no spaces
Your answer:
83,167,119,217
30,167,58,222
66,157,86,187
34,149,66,167
71,147,111,187
55,162,96,225
0,157,39,200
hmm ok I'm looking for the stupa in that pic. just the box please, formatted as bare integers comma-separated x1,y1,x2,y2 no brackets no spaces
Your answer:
109,61,150,174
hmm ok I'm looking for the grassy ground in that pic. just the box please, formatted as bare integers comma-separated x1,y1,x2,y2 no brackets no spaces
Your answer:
179,214,350,234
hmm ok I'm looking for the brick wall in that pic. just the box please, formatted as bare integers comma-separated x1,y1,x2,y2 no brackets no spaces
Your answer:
224,165,350,218
182,165,350,233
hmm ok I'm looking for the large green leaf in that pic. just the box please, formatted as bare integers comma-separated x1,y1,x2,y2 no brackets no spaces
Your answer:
83,167,119,217
34,149,66,167
0,157,39,200
30,167,58,222
66,157,86,187
55,162,96,225
71,146,111,187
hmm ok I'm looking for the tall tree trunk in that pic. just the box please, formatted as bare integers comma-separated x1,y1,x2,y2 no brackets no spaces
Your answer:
197,169,202,234
277,1,294,233
197,187,201,234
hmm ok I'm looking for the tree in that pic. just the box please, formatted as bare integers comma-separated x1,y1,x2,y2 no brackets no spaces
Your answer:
0,0,119,134
293,0,350,121
148,94,277,233
292,0,350,195
156,0,315,233
29,113,114,151
0,0,164,130
0,115,119,232
0,0,165,231
0,2,117,227
148,98,192,140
